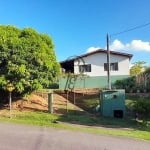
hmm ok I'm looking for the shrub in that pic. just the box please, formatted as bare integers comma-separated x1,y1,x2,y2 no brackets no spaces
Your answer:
49,83,59,89
115,76,136,92
133,99,150,124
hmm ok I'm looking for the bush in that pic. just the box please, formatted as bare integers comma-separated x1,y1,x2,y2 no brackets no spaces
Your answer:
133,100,150,123
115,76,136,92
49,83,59,89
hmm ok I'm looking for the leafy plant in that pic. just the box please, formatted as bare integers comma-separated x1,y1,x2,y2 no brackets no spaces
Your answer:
115,76,136,92
130,61,146,76
0,25,60,96
133,100,150,124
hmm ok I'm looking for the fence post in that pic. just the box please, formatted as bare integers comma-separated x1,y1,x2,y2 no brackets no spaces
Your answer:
48,90,53,113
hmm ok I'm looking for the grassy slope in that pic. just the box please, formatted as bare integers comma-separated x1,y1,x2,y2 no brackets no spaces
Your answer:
0,111,150,141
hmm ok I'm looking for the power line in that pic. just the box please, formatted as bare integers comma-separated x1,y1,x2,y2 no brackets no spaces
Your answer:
110,22,150,37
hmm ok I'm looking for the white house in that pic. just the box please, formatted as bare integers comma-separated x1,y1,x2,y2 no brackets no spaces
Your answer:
59,49,133,89
60,49,133,77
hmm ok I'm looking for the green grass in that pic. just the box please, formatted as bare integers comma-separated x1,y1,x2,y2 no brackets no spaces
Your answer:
82,98,99,108
0,111,58,126
80,97,99,113
0,110,150,141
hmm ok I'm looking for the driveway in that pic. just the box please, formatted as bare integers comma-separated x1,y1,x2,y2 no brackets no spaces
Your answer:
0,122,149,150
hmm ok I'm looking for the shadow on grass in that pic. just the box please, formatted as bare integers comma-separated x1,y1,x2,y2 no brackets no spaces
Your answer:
55,109,150,132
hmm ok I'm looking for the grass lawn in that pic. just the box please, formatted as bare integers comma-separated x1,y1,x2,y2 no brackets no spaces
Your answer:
0,110,150,141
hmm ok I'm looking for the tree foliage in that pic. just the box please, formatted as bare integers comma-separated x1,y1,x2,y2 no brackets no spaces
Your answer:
130,61,146,76
115,65,150,92
145,67,150,74
0,25,60,96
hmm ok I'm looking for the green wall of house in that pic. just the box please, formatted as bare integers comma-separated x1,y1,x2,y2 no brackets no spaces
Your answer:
59,75,129,90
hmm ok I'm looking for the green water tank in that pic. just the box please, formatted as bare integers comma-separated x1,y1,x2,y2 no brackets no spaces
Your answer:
100,89,125,118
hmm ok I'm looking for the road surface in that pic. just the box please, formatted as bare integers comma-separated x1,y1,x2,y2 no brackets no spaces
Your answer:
0,122,149,150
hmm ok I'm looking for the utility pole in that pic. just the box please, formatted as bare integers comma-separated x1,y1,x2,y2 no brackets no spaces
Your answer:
106,34,111,90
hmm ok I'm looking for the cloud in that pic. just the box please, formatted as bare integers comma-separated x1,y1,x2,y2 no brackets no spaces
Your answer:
110,39,150,52
109,39,125,50
85,39,150,54
86,46,100,53
129,40,150,51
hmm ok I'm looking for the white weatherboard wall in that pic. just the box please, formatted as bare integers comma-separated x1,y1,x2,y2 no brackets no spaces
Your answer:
74,52,130,77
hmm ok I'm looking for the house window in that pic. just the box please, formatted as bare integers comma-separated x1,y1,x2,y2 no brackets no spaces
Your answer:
104,62,118,71
79,64,91,72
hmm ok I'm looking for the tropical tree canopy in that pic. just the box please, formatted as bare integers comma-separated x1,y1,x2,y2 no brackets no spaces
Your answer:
0,25,60,95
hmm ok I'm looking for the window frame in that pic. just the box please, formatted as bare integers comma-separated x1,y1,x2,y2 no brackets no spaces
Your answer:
104,62,118,71
79,64,91,73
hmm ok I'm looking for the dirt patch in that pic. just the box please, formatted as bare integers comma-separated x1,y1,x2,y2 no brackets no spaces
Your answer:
0,92,86,115
0,93,48,113
11,94,48,112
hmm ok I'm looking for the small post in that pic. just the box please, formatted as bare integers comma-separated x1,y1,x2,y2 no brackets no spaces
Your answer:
9,92,12,117
73,89,75,105
48,90,53,113
66,90,69,113
7,83,15,118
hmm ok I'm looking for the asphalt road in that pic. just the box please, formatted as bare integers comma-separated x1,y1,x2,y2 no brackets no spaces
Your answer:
0,122,150,150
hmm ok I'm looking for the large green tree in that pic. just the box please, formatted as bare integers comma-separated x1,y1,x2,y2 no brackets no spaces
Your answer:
0,25,60,95
130,61,146,76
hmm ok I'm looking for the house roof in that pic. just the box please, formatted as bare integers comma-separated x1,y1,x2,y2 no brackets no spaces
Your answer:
60,49,133,64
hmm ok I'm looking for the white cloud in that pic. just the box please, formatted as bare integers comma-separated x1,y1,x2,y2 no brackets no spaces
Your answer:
109,39,125,50
86,46,100,53
85,39,150,54
129,40,150,51
110,39,150,52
